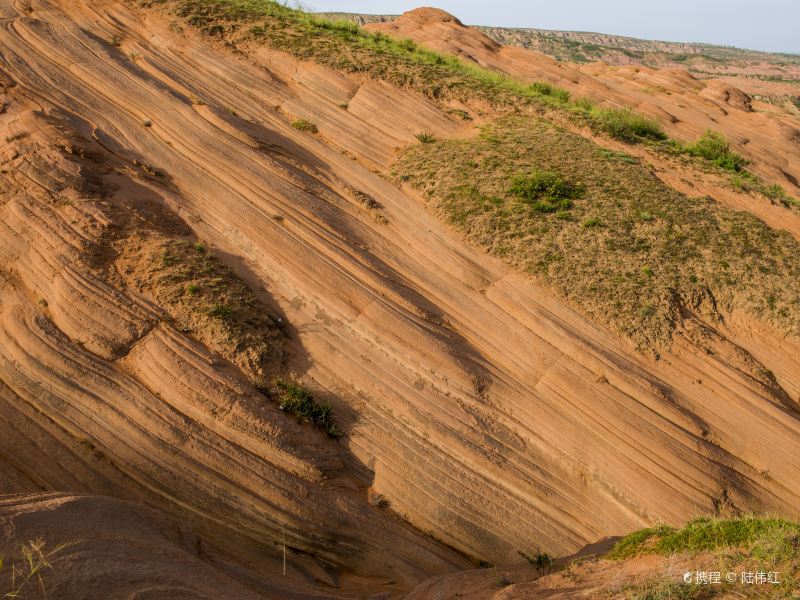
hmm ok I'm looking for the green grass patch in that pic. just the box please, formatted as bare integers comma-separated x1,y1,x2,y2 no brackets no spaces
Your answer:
609,516,800,560
394,115,800,350
608,517,800,598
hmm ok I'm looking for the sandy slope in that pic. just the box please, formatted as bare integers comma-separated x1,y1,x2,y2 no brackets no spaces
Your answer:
1,1,800,597
367,8,800,195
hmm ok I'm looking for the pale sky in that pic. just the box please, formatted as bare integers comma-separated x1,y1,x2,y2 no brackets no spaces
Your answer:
303,1,800,54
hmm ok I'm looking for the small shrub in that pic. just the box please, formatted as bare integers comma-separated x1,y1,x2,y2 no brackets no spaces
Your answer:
519,549,553,573
685,130,747,172
276,379,340,437
592,107,667,142
415,132,436,144
642,266,654,277
187,284,200,295
509,171,582,213
369,491,390,508
291,119,318,133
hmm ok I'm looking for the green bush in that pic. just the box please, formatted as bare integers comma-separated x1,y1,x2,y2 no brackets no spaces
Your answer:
509,171,582,213
291,118,318,133
685,130,747,172
415,132,436,144
276,380,340,437
592,107,667,142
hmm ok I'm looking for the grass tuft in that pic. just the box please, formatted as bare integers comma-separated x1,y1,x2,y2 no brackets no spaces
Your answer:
291,118,318,133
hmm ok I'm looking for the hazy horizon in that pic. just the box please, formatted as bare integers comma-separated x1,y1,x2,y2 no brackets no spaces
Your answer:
305,0,800,54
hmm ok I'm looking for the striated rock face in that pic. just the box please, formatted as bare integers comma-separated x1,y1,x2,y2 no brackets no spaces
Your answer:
699,80,753,112
0,1,799,598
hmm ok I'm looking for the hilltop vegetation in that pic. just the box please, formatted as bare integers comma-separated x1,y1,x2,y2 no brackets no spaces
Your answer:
607,517,800,598
139,0,668,143
394,116,800,350
143,0,796,204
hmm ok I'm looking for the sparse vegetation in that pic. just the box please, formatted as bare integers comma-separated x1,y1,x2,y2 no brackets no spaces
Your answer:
291,118,318,133
677,132,799,209
395,115,800,350
582,216,603,228
119,236,286,387
620,579,700,600
491,571,512,587
275,379,340,437
368,490,390,508
414,132,436,144
4,132,28,143
1,539,68,599
519,549,553,573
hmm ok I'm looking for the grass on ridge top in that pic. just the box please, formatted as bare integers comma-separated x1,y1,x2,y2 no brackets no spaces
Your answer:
607,517,800,598
137,0,666,143
393,116,800,350
140,0,797,204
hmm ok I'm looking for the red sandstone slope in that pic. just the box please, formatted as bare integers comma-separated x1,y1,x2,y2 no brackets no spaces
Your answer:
1,2,799,598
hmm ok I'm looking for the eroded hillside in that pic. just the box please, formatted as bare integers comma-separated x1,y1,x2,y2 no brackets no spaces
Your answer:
1,1,799,598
